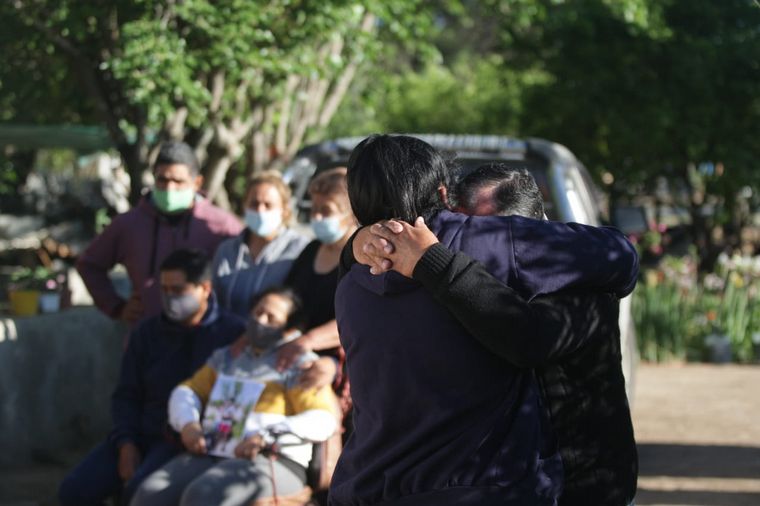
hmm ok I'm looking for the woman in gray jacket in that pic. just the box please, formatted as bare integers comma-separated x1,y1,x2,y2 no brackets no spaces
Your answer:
212,171,309,318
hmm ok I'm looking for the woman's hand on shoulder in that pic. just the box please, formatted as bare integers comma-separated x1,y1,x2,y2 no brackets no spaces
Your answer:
298,357,337,390
276,337,310,371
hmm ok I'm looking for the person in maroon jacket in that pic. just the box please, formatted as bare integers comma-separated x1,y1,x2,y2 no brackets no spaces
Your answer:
76,141,242,326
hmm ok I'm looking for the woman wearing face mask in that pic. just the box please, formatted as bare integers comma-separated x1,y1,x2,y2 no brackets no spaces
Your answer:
131,286,340,506
211,171,309,318
279,168,357,402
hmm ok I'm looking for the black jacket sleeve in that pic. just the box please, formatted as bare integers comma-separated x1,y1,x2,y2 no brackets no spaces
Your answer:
413,243,617,368
109,326,144,447
338,228,362,281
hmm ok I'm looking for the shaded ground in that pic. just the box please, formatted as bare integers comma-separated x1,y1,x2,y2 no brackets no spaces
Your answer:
633,363,760,506
1,363,759,505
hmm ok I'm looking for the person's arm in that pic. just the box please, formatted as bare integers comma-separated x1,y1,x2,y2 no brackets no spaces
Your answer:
414,243,615,367
504,216,639,299
168,363,218,455
76,217,132,319
109,328,145,449
358,218,619,366
276,321,340,386
276,384,340,442
364,216,639,298
338,228,360,280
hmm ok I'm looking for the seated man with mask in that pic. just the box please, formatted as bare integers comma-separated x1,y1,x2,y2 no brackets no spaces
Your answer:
59,249,246,506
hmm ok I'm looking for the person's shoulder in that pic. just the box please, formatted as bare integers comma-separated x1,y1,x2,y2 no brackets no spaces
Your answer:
279,228,311,251
214,233,244,257
207,345,232,369
127,314,164,348
194,198,242,228
216,310,247,333
105,204,148,231
297,239,321,258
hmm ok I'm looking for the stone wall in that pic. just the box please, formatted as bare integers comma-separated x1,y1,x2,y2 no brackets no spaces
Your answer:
0,307,124,468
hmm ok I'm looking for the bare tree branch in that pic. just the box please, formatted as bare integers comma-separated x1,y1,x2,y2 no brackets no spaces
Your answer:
209,70,225,116
195,127,215,166
275,75,301,155
318,13,376,127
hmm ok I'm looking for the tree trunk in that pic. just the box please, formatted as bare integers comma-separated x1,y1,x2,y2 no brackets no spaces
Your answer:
117,142,149,205
203,146,235,210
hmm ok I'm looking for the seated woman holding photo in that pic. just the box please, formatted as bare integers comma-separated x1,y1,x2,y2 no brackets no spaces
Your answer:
130,286,340,506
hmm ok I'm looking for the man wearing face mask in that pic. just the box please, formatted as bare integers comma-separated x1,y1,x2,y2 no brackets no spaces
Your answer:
77,141,242,326
59,249,246,506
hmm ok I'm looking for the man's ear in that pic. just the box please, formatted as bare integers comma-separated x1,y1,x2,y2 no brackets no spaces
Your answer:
193,175,204,192
437,185,451,210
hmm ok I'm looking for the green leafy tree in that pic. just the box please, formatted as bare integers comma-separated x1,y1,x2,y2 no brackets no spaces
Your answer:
4,0,434,207
337,0,759,270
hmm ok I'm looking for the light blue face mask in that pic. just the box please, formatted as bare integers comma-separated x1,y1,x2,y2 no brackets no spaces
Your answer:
245,209,282,237
311,215,347,244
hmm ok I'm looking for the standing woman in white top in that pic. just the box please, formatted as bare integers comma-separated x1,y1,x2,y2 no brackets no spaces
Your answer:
212,171,310,318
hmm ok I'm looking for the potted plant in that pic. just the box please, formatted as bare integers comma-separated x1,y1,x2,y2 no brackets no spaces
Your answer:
7,266,61,316
38,272,67,313
8,267,43,316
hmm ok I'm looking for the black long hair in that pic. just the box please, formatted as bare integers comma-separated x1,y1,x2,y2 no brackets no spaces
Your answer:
346,134,450,225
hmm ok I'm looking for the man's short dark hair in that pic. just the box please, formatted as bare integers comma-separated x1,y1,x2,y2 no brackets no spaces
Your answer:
154,141,200,176
159,248,211,284
347,134,451,225
455,163,544,219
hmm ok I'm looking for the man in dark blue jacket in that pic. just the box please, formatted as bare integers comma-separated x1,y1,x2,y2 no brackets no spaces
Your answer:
330,135,638,506
59,249,245,506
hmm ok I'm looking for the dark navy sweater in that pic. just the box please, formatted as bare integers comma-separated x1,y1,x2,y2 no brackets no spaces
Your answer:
330,211,638,506
109,295,246,447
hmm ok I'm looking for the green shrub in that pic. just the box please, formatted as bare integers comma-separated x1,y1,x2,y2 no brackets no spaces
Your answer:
633,254,760,363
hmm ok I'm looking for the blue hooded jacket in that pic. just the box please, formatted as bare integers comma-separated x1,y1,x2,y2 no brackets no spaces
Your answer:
330,211,638,506
109,294,246,447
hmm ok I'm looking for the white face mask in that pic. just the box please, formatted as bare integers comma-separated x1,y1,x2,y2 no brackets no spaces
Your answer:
245,209,283,237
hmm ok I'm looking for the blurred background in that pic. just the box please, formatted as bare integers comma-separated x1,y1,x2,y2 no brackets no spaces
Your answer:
0,1,758,505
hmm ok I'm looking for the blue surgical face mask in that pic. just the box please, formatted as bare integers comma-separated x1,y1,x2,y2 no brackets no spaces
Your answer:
245,209,282,238
310,215,347,244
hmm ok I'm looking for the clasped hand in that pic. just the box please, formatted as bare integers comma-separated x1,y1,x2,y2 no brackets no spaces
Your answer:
354,217,439,277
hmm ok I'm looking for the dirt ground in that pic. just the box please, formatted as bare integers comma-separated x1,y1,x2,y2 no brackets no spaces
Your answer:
633,363,760,506
1,363,759,506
